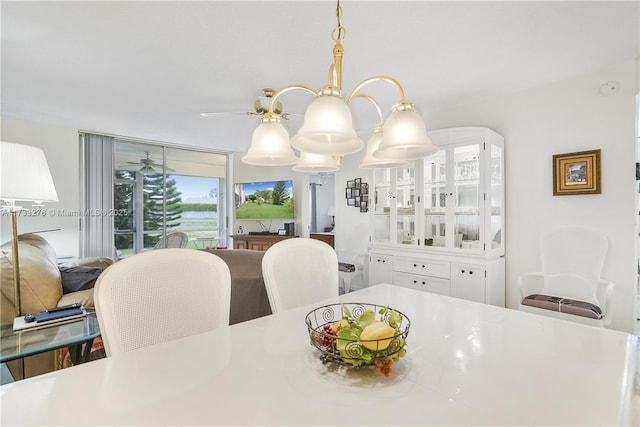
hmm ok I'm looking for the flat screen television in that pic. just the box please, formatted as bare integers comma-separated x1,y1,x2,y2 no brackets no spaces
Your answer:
234,180,294,219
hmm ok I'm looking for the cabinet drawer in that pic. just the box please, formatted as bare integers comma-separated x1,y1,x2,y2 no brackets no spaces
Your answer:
394,257,450,279
393,272,450,296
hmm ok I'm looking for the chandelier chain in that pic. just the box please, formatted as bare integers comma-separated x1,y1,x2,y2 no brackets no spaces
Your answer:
333,0,345,41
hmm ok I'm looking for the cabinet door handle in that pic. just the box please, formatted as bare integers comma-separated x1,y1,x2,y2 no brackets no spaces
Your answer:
422,265,426,268
413,263,417,267
461,270,465,274
413,280,417,284
422,281,426,285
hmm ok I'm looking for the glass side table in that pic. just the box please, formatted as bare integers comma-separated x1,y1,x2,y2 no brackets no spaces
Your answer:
1,313,101,367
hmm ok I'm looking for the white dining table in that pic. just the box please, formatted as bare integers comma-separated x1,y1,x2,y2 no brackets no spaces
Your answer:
1,284,638,426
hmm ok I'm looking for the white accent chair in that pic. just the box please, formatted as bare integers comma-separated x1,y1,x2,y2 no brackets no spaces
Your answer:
338,253,367,294
262,238,339,313
94,248,231,356
518,227,614,327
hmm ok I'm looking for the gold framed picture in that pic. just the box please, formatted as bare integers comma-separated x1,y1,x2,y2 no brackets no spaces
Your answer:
552,149,601,195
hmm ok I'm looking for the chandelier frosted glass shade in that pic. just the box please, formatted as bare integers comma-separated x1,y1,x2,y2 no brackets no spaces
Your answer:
375,105,438,160
292,152,339,172
291,94,364,156
242,118,298,166
360,129,411,169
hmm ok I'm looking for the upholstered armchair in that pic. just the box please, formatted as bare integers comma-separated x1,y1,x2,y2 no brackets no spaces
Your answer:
0,233,113,380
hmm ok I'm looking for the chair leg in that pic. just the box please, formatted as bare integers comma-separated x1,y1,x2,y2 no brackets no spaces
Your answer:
342,276,352,293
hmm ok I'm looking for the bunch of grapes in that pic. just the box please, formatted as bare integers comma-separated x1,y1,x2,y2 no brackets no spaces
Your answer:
374,358,393,377
319,324,336,350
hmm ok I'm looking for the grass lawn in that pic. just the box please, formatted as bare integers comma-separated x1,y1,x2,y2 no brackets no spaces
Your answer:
236,202,292,219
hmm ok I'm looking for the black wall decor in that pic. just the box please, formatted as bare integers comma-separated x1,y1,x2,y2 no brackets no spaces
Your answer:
346,178,368,212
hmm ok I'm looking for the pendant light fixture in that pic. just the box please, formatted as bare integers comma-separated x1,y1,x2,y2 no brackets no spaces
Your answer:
292,152,340,173
242,0,437,171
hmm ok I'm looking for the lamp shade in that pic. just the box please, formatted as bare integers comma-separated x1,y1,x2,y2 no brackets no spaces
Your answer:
292,152,339,173
375,105,438,160
0,141,58,202
291,94,364,156
359,128,411,169
242,118,298,166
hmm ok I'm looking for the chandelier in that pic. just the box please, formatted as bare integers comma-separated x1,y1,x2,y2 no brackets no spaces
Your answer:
242,0,437,171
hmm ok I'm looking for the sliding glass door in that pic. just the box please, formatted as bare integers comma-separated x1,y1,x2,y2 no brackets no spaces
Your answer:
114,140,227,258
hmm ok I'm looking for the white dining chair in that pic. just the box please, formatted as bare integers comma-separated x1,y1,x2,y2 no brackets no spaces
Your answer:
94,248,231,356
262,237,339,313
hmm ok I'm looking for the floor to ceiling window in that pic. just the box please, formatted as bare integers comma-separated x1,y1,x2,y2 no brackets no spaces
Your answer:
113,140,228,257
80,133,228,258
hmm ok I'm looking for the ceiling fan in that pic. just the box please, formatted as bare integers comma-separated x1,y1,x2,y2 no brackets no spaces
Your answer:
119,152,174,174
200,88,302,120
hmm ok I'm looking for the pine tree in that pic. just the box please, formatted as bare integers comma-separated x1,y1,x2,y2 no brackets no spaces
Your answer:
143,173,182,247
113,170,134,251
271,181,289,205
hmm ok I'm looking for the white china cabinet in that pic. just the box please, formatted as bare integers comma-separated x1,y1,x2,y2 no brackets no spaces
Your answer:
369,127,505,306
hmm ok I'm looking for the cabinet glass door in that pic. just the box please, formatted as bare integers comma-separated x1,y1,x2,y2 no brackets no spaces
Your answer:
489,144,503,251
422,150,447,247
370,127,504,258
373,169,391,242
454,144,481,250
396,166,416,245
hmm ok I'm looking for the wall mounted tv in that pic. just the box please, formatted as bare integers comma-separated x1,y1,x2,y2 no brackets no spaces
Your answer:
234,180,294,219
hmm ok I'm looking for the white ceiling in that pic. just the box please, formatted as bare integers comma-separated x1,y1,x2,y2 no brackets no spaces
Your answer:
2,1,638,154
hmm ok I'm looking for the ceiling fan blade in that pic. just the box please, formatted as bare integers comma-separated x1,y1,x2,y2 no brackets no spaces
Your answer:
281,112,304,119
117,165,175,173
200,111,258,117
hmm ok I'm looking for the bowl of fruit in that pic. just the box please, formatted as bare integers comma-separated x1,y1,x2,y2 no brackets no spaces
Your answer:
305,303,410,376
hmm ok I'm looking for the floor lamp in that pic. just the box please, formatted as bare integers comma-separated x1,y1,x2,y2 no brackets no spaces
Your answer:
0,141,58,317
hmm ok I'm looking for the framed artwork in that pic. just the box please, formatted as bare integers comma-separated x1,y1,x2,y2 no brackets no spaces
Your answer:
552,149,601,195
346,178,369,212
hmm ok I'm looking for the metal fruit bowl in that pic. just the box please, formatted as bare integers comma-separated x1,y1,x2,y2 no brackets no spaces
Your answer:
305,303,410,368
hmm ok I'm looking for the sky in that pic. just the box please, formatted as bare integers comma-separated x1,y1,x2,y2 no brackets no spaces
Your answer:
170,175,218,201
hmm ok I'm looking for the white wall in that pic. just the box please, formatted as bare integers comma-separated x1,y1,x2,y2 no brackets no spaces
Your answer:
334,149,372,289
1,117,81,257
310,174,335,233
